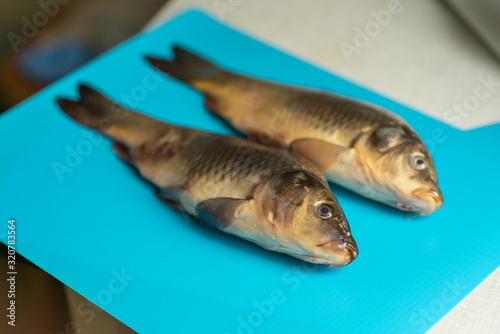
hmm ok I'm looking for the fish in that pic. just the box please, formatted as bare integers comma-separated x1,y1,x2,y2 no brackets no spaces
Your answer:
146,47,444,215
55,84,358,268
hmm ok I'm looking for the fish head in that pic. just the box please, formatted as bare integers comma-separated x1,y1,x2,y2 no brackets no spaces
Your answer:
264,171,358,268
365,125,443,215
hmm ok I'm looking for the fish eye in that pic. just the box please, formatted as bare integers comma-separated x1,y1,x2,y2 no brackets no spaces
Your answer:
410,154,426,170
317,204,334,219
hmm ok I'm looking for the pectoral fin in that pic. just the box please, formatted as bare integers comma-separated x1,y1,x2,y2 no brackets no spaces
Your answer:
290,138,350,170
195,197,250,229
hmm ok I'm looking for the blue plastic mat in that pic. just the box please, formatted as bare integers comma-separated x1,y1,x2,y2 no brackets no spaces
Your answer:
1,10,499,334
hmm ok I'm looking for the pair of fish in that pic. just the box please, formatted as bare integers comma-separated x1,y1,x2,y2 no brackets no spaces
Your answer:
56,46,443,268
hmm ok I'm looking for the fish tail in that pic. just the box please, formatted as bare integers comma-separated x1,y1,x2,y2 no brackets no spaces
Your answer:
56,84,116,131
56,84,168,147
146,46,223,88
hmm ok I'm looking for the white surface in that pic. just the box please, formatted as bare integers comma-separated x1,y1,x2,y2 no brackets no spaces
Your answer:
430,266,500,334
146,1,500,332
445,0,500,59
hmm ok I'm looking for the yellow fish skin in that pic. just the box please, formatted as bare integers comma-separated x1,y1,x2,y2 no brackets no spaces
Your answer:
147,47,443,215
56,84,357,268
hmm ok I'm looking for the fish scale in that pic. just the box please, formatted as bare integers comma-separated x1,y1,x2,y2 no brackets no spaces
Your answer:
146,47,443,214
286,93,398,144
182,135,298,187
56,84,358,267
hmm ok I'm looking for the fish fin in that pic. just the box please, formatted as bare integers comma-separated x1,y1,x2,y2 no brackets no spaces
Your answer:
112,142,134,164
156,196,185,212
57,84,171,147
145,46,222,85
155,186,187,212
203,93,222,114
195,197,249,229
247,129,286,148
372,126,409,153
56,84,114,131
290,138,350,170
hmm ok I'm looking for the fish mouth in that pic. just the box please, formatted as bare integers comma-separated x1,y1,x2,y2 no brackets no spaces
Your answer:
410,187,444,215
315,239,358,268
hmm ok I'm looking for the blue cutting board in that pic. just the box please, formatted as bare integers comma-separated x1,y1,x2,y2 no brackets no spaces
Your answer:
1,10,499,334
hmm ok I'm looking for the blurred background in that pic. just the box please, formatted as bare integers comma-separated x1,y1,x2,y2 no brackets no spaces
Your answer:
1,0,499,333
0,0,166,113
